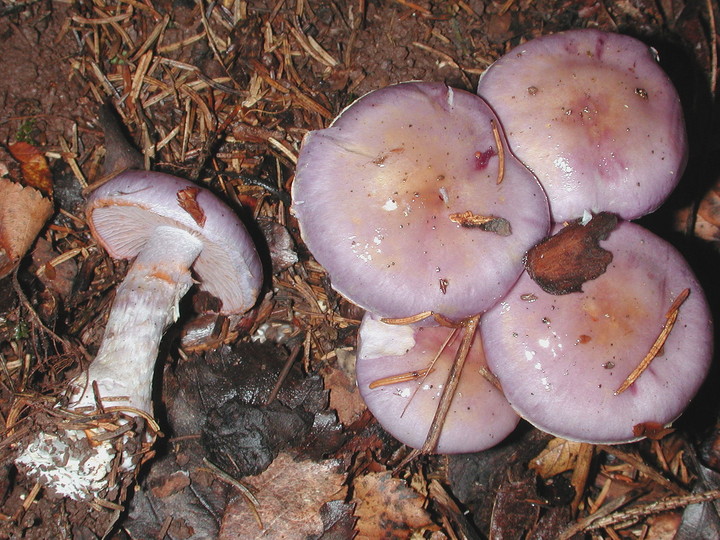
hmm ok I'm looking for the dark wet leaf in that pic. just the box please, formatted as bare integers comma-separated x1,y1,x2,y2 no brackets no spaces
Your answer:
202,399,313,477
352,471,433,539
676,463,720,540
315,500,357,540
489,470,541,540
124,454,225,540
527,505,573,540
449,428,550,535
258,218,299,273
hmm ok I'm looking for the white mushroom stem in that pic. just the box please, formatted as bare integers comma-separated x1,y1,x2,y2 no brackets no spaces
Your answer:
15,225,203,501
70,225,203,413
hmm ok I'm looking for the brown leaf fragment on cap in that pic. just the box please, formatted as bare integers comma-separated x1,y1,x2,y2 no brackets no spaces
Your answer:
177,186,206,227
525,212,618,295
449,210,512,236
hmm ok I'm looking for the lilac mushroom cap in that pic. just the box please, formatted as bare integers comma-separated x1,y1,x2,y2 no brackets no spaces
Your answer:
88,170,262,315
481,220,712,444
477,29,687,222
292,81,550,320
356,313,520,453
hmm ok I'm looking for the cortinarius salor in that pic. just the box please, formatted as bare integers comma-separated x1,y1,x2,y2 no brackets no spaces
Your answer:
477,29,687,222
292,81,550,321
481,219,712,443
16,170,262,500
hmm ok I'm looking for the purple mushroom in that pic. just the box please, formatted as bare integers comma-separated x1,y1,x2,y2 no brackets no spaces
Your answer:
356,313,519,453
481,219,712,444
292,81,550,321
16,170,262,500
477,29,687,222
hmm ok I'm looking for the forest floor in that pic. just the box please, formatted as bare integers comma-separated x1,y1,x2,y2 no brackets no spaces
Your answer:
1,0,720,538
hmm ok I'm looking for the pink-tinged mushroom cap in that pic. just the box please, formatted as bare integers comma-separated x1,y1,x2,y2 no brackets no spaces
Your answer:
87,170,262,315
477,29,687,222
292,82,550,320
481,220,712,444
356,313,520,453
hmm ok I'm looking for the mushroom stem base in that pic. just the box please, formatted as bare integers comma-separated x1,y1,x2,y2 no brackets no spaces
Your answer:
16,225,202,501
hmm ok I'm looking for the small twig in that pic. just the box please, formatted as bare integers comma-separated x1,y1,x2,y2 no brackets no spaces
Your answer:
490,119,505,184
422,315,479,455
395,315,480,469
570,443,595,515
157,515,173,540
597,445,689,496
706,0,718,96
381,311,434,325
202,458,263,530
615,289,689,395
369,367,434,389
264,340,302,405
575,489,720,536
559,489,644,540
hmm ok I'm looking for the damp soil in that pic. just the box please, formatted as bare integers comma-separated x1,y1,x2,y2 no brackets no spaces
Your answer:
1,0,720,538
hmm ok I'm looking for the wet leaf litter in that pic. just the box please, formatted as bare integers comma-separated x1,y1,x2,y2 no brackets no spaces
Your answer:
0,0,719,538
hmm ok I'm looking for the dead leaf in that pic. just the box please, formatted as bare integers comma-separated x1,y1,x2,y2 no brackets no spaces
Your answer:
530,438,587,479
149,470,191,498
633,421,675,440
177,186,206,226
0,177,53,278
322,359,367,426
489,472,541,539
525,212,617,295
32,237,78,298
7,141,53,197
218,454,347,539
353,470,434,539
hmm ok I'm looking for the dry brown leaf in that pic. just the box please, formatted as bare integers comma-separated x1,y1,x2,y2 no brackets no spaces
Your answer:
322,358,367,426
530,437,587,479
218,453,347,539
353,470,434,539
7,141,53,197
0,177,53,278
149,470,191,499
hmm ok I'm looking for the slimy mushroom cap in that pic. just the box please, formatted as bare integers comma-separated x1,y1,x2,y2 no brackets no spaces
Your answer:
292,81,550,320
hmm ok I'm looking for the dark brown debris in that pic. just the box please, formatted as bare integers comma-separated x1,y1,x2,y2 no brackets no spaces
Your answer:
526,212,618,295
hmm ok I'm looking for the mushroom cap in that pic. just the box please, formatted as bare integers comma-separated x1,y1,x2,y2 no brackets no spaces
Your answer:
292,82,550,320
481,220,712,444
477,29,687,222
356,313,520,453
86,170,262,315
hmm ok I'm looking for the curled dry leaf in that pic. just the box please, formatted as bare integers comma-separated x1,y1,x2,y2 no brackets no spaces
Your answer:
525,212,617,295
633,421,676,440
530,438,588,479
0,178,53,278
8,141,53,197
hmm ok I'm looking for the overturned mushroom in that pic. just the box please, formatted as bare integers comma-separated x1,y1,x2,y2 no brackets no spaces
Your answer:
477,29,687,222
16,170,262,501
